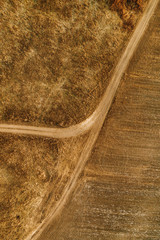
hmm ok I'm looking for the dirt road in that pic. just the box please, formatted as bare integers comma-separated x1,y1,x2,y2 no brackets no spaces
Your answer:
35,1,160,239
0,0,158,139
24,0,160,239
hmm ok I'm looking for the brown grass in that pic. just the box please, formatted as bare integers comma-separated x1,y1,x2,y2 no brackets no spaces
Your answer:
110,0,147,29
0,133,88,239
0,0,141,127
0,1,148,238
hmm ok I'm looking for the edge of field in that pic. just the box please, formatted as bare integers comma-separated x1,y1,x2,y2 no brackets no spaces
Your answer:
0,0,157,139
24,0,159,239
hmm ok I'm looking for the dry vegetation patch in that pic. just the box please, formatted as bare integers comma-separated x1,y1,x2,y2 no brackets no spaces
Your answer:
0,1,150,238
0,0,145,127
0,133,88,240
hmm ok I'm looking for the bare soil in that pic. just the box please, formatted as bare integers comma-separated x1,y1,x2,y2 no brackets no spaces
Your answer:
0,133,88,240
0,0,143,127
36,3,160,239
0,1,149,239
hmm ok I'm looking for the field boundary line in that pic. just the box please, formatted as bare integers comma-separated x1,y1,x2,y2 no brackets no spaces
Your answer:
24,0,159,239
0,0,159,139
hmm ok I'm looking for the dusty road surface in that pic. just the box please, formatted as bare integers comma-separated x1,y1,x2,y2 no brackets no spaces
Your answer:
36,2,160,240
0,0,158,140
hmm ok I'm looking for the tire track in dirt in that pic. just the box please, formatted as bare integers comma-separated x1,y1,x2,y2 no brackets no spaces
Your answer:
24,0,159,239
0,0,159,139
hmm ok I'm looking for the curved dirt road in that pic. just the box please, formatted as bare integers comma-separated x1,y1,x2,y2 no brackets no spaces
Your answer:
38,3,160,238
0,0,159,139
24,0,159,239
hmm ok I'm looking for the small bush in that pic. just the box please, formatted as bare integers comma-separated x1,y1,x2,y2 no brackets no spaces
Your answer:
110,0,144,29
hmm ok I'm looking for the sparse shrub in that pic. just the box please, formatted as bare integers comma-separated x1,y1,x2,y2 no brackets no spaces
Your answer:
110,0,144,28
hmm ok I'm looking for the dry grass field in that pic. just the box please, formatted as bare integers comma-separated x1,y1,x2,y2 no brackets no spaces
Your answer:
37,2,160,239
0,1,151,239
0,0,144,127
0,133,88,240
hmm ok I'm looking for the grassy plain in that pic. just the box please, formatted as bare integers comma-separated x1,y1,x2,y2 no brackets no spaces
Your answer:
0,1,148,239
0,133,88,239
0,0,143,127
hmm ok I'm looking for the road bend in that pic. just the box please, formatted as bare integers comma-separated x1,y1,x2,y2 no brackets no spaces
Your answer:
0,0,159,139
26,0,160,239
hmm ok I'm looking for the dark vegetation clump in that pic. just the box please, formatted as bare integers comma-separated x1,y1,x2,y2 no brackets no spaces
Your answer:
110,0,145,29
